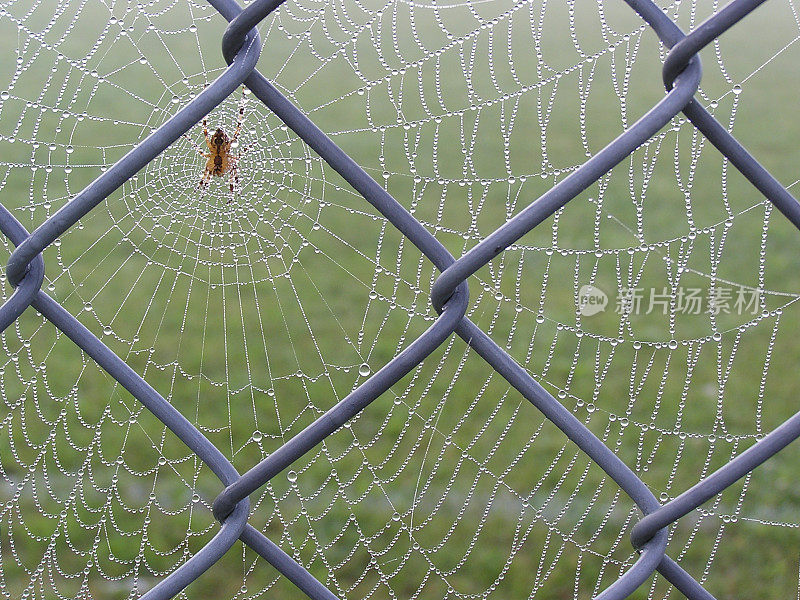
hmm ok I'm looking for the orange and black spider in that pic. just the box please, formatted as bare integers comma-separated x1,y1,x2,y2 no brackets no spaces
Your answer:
184,86,249,203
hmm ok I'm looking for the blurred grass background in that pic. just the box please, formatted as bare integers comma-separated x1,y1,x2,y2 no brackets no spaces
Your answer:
0,0,799,598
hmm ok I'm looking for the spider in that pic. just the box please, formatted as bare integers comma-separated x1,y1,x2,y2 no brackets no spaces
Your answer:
184,86,249,203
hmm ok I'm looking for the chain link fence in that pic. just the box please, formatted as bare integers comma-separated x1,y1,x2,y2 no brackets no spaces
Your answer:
0,0,797,598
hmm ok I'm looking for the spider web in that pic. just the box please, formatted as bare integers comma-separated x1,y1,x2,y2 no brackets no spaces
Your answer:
1,0,800,598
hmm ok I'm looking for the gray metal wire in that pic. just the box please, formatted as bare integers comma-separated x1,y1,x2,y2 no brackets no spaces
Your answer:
0,0,796,598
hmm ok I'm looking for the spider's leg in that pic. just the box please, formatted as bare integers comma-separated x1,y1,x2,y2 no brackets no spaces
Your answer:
198,169,212,188
203,118,213,150
227,164,238,204
231,86,246,143
197,173,211,203
183,133,210,157
229,141,253,160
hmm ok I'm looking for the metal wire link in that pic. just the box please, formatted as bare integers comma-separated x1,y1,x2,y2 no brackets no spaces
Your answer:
0,0,797,598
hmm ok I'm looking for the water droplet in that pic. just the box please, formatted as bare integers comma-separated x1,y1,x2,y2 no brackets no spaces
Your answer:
287,470,297,482
0,91,8,100
358,363,371,377
732,84,742,95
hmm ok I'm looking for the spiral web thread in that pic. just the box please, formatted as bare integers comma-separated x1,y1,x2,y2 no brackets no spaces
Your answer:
0,0,799,598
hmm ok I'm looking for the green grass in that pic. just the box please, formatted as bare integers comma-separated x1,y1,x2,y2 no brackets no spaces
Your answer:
1,0,800,599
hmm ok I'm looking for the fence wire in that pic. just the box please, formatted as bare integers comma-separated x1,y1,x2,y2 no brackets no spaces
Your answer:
0,0,797,598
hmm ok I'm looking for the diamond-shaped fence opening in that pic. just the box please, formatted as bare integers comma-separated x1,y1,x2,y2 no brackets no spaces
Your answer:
1,0,799,598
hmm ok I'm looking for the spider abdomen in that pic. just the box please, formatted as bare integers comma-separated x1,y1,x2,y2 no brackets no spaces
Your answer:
212,154,226,175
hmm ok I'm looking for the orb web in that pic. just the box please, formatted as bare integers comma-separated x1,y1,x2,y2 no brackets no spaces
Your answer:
1,0,799,599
